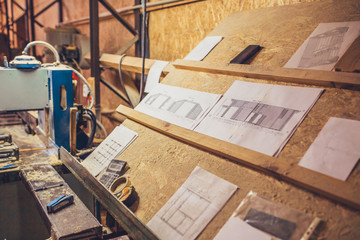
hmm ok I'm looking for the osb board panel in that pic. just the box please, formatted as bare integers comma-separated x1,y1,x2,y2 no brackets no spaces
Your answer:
148,0,319,61
118,1,360,239
120,117,360,239
206,0,360,66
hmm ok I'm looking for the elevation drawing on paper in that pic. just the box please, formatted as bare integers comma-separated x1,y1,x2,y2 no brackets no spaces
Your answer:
135,83,221,130
145,93,203,120
217,99,298,131
194,80,323,156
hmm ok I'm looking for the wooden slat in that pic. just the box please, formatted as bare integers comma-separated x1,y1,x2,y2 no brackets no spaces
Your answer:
59,147,159,240
173,59,360,89
97,53,174,75
117,105,360,211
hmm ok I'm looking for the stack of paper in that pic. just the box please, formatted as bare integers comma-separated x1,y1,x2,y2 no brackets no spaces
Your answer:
299,117,360,181
81,125,138,176
194,80,323,156
135,83,221,130
147,166,237,240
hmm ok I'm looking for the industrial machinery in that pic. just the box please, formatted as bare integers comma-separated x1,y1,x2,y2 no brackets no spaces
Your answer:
0,41,95,152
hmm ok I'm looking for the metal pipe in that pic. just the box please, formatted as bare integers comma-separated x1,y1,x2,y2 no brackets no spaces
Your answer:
29,0,35,54
10,0,14,47
58,0,63,23
4,0,11,59
25,0,29,42
89,0,101,121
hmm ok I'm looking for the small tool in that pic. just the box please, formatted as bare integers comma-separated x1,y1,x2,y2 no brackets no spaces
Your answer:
47,194,74,213
34,183,64,192
230,45,262,64
0,163,17,170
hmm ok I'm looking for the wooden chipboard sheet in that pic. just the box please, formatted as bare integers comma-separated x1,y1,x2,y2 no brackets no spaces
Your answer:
114,0,360,239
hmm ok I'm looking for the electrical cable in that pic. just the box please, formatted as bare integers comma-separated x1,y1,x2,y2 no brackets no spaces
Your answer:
60,64,95,109
82,109,97,148
22,40,60,65
118,54,134,108
139,0,147,101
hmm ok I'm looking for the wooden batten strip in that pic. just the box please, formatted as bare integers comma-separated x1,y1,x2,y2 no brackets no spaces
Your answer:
98,53,174,75
173,59,360,89
117,105,360,210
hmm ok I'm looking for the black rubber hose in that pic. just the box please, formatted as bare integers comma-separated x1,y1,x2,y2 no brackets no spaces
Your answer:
84,109,97,148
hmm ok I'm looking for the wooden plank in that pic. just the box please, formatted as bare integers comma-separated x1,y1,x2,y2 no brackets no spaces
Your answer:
116,105,360,211
59,147,159,240
173,59,360,89
334,36,360,73
96,54,174,75
21,163,102,240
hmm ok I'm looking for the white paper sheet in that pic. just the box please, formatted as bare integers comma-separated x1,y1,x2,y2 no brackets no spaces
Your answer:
284,21,360,70
135,83,221,130
147,166,237,240
184,36,223,61
145,60,169,93
81,125,138,176
299,117,360,181
194,80,323,156
214,216,271,240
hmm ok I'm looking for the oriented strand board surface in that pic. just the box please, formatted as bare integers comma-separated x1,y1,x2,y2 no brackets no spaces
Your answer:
118,0,360,239
148,0,320,61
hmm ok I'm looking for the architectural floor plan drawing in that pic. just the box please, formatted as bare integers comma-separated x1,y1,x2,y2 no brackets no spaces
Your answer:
285,21,360,70
81,125,138,176
147,166,237,240
195,80,323,156
135,83,221,130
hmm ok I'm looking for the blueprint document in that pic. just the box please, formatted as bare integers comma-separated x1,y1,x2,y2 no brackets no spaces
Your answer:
135,83,221,130
81,125,138,176
284,21,360,71
195,80,323,156
299,117,360,181
147,166,237,240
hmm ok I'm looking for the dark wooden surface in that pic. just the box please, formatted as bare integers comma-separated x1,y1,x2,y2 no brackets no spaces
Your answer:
21,163,102,240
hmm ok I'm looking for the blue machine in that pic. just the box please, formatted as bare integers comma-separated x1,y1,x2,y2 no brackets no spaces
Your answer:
48,67,74,151
2,56,74,151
